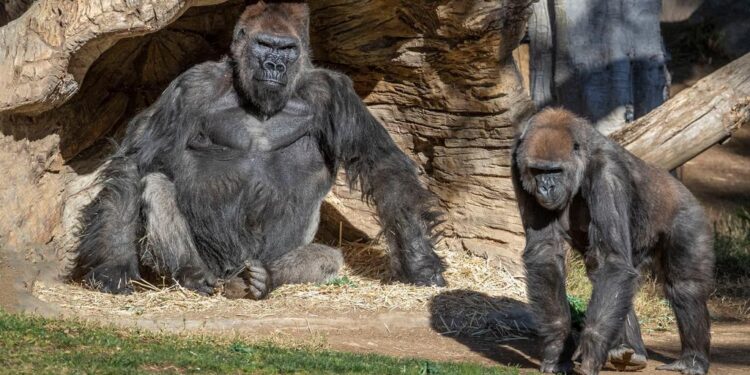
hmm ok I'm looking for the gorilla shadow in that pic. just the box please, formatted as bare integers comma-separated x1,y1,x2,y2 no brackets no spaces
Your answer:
428,291,750,371
428,289,541,370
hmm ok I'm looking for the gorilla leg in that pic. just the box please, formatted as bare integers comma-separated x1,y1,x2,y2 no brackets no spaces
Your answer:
582,262,647,371
524,229,576,373
140,173,217,295
73,157,142,294
223,244,343,300
575,256,639,375
658,214,713,375
268,243,344,287
607,308,648,371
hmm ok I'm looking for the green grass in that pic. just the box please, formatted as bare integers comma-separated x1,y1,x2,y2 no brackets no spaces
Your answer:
566,295,587,329
322,275,358,288
0,310,519,375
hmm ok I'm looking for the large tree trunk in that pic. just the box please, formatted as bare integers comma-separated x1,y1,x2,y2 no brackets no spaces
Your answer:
0,1,535,274
529,0,670,134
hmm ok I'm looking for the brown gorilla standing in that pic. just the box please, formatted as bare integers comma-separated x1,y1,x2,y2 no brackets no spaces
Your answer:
512,109,713,375
71,2,446,299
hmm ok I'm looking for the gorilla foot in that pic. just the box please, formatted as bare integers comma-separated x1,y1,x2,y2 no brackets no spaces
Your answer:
606,345,647,371
656,356,708,375
176,270,217,296
84,265,139,294
539,360,574,374
222,259,271,300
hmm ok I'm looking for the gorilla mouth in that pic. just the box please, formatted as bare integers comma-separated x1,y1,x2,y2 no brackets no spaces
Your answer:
256,70,287,87
536,195,565,211
256,77,285,86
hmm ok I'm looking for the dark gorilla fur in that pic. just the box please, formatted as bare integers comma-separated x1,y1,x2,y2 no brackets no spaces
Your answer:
512,109,714,375
70,2,446,299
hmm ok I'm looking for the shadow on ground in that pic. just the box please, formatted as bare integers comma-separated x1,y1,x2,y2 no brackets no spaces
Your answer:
427,289,750,373
428,289,540,370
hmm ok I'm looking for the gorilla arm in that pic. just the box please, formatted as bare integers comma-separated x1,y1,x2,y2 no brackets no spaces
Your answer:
72,67,216,293
511,148,576,373
574,158,639,374
325,74,446,286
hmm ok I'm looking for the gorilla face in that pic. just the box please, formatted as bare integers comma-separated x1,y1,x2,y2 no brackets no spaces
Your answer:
528,162,570,210
230,2,310,116
516,110,588,211
250,33,301,87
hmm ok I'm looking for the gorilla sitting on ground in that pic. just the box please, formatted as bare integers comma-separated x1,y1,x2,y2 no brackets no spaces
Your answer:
70,1,446,299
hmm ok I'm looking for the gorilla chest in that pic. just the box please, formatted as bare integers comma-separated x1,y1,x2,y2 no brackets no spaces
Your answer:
195,100,313,153
183,103,332,200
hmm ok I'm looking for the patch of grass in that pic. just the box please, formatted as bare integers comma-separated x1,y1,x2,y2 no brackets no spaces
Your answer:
567,295,587,329
323,275,358,288
0,310,519,374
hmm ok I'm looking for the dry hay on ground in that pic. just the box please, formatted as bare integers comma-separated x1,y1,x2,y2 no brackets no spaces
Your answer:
34,239,530,337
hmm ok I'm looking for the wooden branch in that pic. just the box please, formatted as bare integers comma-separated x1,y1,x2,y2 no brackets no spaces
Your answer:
609,52,750,170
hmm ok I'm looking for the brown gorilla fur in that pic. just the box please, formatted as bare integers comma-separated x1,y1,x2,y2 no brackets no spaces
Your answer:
239,2,310,47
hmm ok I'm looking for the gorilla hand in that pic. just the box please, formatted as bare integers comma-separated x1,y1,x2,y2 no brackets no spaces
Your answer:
175,266,217,296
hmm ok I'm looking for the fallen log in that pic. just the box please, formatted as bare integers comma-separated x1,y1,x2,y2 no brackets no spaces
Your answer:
609,52,750,170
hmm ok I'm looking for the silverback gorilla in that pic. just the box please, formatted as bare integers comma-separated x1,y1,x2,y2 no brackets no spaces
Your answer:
512,109,713,375
71,2,445,299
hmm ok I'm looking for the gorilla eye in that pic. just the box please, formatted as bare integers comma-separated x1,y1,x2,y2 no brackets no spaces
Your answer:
573,143,580,151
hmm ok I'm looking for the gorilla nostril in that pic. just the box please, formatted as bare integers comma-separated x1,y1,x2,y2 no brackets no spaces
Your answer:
263,61,276,71
263,60,286,75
